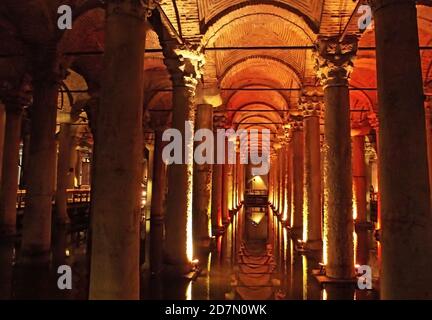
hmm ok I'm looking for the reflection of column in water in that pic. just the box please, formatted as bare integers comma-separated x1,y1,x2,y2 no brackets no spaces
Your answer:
280,228,290,297
0,241,14,299
291,250,303,300
304,255,321,300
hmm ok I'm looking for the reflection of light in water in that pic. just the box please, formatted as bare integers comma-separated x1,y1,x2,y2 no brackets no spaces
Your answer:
283,228,288,262
302,255,308,300
186,281,192,300
322,288,328,300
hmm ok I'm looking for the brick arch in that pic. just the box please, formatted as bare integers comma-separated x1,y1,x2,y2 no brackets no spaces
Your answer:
201,2,320,43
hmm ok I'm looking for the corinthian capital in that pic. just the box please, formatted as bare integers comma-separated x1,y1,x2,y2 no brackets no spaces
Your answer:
162,41,205,95
299,86,324,118
106,0,160,20
314,36,358,88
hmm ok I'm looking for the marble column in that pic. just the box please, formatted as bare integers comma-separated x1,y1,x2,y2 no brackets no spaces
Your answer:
0,102,24,236
89,0,154,300
223,163,233,223
371,0,432,299
315,36,357,279
352,134,367,223
300,90,323,250
21,48,63,265
291,119,304,238
192,103,213,252
163,45,204,270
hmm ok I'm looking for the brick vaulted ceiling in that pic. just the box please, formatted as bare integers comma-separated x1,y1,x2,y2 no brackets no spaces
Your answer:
0,1,432,141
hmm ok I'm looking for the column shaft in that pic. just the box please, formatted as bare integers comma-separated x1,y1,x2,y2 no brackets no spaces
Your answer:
373,0,432,298
21,69,59,264
89,0,149,299
150,129,167,275
352,135,367,222
192,104,213,251
0,106,23,236
292,125,304,237
303,114,322,248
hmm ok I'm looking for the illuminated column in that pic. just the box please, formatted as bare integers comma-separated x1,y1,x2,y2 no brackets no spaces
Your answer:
0,94,27,236
192,103,213,252
211,116,224,233
163,44,204,269
291,119,304,238
21,48,63,264
315,36,357,279
370,0,432,298
89,0,155,299
284,127,293,225
223,163,233,223
300,89,323,250
149,118,168,276
352,133,367,223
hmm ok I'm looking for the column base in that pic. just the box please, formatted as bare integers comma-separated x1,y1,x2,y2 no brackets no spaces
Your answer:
312,269,357,286
288,226,303,240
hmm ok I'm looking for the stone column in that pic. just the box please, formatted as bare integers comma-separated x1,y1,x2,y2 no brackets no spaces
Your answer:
89,0,155,300
163,44,204,269
291,119,304,238
370,0,432,299
19,116,31,189
0,100,25,236
315,36,357,279
149,119,168,276
223,163,233,223
300,89,323,250
211,115,225,233
55,122,75,224
192,103,213,252
352,134,367,223
21,48,63,264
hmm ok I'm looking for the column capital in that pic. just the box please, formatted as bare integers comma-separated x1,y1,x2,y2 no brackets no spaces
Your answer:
149,110,170,132
314,36,358,88
368,112,379,130
213,114,227,130
0,78,32,113
163,42,205,94
351,119,371,136
196,85,223,108
289,116,304,132
106,0,160,20
299,87,324,118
